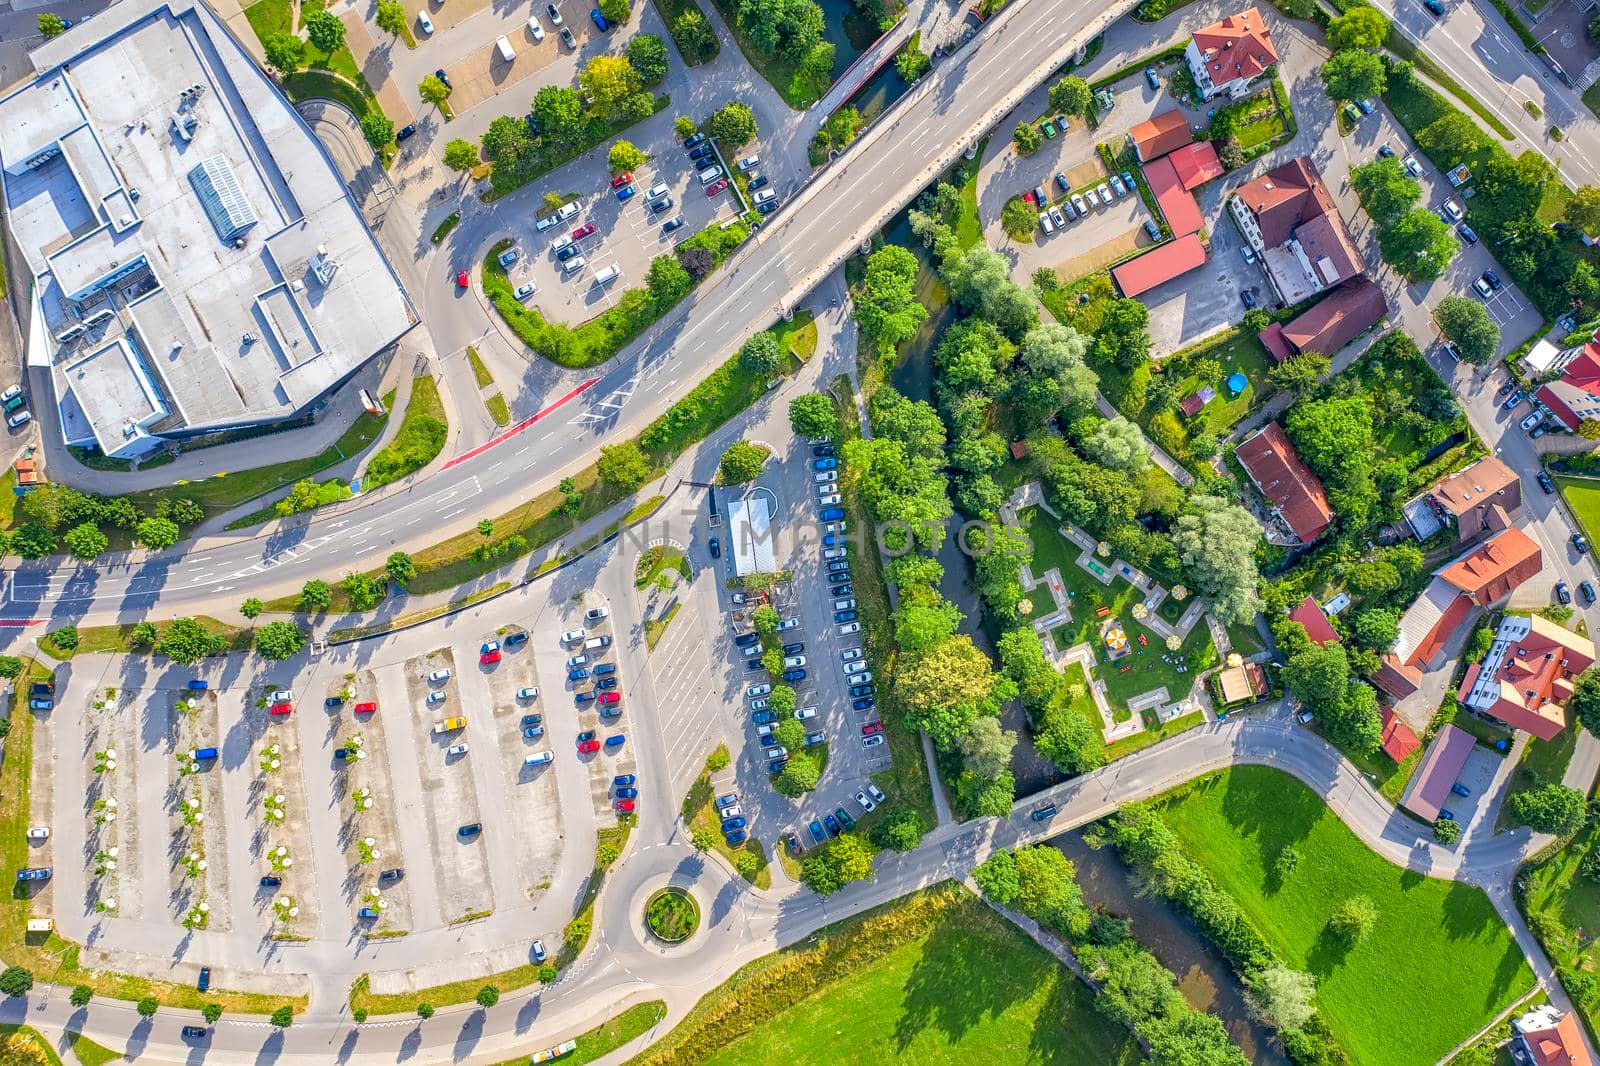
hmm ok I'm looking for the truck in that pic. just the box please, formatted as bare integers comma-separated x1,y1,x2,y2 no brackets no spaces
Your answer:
432,716,467,734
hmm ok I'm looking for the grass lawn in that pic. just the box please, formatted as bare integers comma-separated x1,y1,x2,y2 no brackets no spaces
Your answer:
1559,476,1600,551
1,1025,63,1065
650,0,718,65
466,346,495,389
1160,766,1535,1066
362,375,447,490
1017,507,1144,648
64,1030,121,1066
0,467,17,528
1500,716,1577,831
1104,709,1205,760
632,883,1139,1066
1025,584,1056,619
1225,617,1263,655
491,1001,667,1065
40,616,252,660
1096,620,1213,709
770,309,818,361
1524,821,1600,1034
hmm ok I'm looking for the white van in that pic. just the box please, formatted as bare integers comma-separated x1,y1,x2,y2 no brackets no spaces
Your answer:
583,635,611,650
496,35,516,62
697,164,723,185
7,410,32,429
524,751,554,766
593,264,621,286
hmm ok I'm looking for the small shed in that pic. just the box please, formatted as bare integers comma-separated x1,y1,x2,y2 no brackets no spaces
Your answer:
1179,386,1216,418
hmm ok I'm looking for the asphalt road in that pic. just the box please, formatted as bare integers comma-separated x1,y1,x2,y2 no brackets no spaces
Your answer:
0,0,1136,626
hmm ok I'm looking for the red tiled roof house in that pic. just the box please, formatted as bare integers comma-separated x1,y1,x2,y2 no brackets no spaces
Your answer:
1258,277,1388,363
1186,7,1279,101
1457,612,1595,741
1127,109,1195,163
1513,1005,1595,1066
1425,456,1522,544
1288,595,1339,645
1234,421,1333,545
1111,234,1208,297
1534,341,1600,431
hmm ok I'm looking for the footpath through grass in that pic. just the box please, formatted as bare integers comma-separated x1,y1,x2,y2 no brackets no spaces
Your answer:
628,882,1138,1066
1159,766,1533,1066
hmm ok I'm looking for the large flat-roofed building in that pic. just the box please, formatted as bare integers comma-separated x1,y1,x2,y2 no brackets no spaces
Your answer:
0,0,416,458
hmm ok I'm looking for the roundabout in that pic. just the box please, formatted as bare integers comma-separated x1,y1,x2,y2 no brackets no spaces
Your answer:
644,887,701,944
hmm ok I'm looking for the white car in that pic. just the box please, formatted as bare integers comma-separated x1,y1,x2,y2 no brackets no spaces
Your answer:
741,644,760,658
737,156,760,171
26,827,49,842
817,493,841,506
527,13,544,39
720,804,744,819
563,256,586,274
776,617,800,631
269,689,293,703
865,782,886,804
552,234,574,253
536,213,561,231
427,690,447,705
646,182,670,200
754,189,776,204
566,654,587,667
514,283,536,301
822,547,846,560
840,648,864,662
418,9,434,33
428,669,452,684
794,707,818,720
545,1,563,24
517,687,539,700
783,655,807,668
834,599,856,612
839,622,861,635
847,671,873,686
561,629,586,643
855,790,876,812
446,743,470,757
747,683,772,698
750,697,770,711
585,606,610,621
813,470,837,483
556,201,579,221
863,735,885,748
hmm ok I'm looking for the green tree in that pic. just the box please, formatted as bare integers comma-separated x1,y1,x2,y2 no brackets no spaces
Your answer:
1574,671,1600,738
1266,352,1331,396
608,139,647,174
1243,967,1318,1031
1083,416,1149,473
627,33,670,84
1320,49,1386,102
691,826,717,851
0,657,21,679
1013,122,1042,155
1378,208,1458,281
1418,112,1489,161
0,966,34,997
419,75,451,109
255,621,306,661
767,685,797,715
1564,185,1600,236
158,618,221,665
136,996,159,1018
47,626,77,652
63,522,108,560
242,597,265,620
385,551,416,588
718,441,767,484
709,102,757,146
1509,783,1587,835
271,1005,294,1028
442,138,478,171
776,751,822,795
417,1002,435,1020
599,0,631,23
788,393,836,439
581,55,643,119
646,254,693,303
673,11,717,61
1330,896,1378,942
855,245,928,350
1351,157,1421,224
375,0,408,37
740,331,783,374
1172,495,1261,625
360,111,395,149
37,13,66,38
202,1003,225,1023
298,579,333,612
304,9,347,52
532,86,585,143
774,717,807,751
136,516,182,550
871,808,926,850
1001,197,1038,240
674,115,697,140
69,985,93,1007
475,986,500,1009
1351,608,1400,651
597,442,652,491
1433,818,1461,844
896,635,1006,750
895,42,930,81
957,716,1015,780
1048,75,1092,118
128,622,158,649
1434,296,1501,364
341,572,385,611
1327,4,1389,49
263,33,305,73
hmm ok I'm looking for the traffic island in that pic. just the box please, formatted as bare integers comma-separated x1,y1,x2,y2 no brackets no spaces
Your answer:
644,887,700,944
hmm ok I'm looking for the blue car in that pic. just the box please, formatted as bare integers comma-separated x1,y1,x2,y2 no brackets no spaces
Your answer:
593,662,617,676
359,907,380,919
569,667,590,681
721,816,747,831
749,174,769,190
16,867,51,881
852,697,875,711
614,774,636,787
834,610,858,623
504,631,529,647
823,814,841,837
616,184,635,202
823,533,842,546
458,823,482,838
752,710,778,724
1438,808,1456,821
523,725,545,738
783,669,807,682
813,457,837,470
726,829,748,845
616,787,638,799
605,734,626,749
759,734,778,747
809,819,827,844
767,758,789,773
596,677,618,690
1451,783,1471,797
575,691,597,704
820,506,845,521
591,7,610,29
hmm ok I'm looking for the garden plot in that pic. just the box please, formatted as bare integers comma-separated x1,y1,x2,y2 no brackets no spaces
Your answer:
327,669,411,937
482,628,563,902
169,688,231,934
82,686,138,921
402,648,493,921
247,685,320,938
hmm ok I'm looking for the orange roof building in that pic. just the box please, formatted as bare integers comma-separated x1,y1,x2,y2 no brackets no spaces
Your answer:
1234,421,1333,544
1425,456,1522,543
1142,155,1205,237
1258,277,1388,363
1111,234,1208,297
1127,109,1195,163
1513,1005,1595,1066
1379,708,1421,763
1288,596,1339,646
1458,613,1595,741
1438,527,1543,606
1168,141,1225,189
1534,341,1600,431
1187,7,1280,100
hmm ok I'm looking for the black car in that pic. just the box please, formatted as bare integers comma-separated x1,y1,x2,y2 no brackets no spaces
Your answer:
734,632,760,647
709,537,721,558
596,677,618,690
1583,581,1598,605
757,201,777,214
689,143,714,161
663,217,686,233
812,443,836,457
324,695,344,709
505,631,529,647
850,684,875,697
827,571,852,585
746,659,766,671
749,175,769,190
1575,532,1591,554
1240,290,1257,309
379,867,405,881
1557,581,1573,605
259,875,282,888
649,196,673,213
1538,470,1556,494
1483,269,1502,290
395,124,417,143
181,1026,209,1039
683,132,707,149
435,68,452,90
833,584,854,598
197,966,211,992
782,642,805,655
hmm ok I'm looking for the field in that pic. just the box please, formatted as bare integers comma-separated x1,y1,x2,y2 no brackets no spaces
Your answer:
1524,820,1600,1037
1160,766,1534,1066
630,883,1138,1066
1559,475,1600,552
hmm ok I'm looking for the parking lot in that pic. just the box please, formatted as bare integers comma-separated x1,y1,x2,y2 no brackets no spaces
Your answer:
553,601,639,825
496,150,742,326
434,1,601,113
325,668,413,934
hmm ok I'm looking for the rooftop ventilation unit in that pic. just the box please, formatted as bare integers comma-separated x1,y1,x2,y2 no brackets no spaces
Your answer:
311,248,339,287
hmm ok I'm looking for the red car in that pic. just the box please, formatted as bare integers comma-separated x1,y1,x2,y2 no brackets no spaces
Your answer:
610,172,633,189
269,702,293,716
578,739,601,754
572,222,596,240
354,701,378,714
615,799,636,813
706,178,728,196
861,721,884,736
455,269,469,288
1022,191,1037,207
480,650,502,666
598,691,621,705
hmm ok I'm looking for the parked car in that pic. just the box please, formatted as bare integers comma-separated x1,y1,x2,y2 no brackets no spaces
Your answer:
1538,470,1556,494
1557,581,1573,605
1575,532,1591,554
1520,410,1544,432
517,687,539,700
1583,581,1597,605
590,6,609,29
809,819,826,844
1145,67,1160,90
